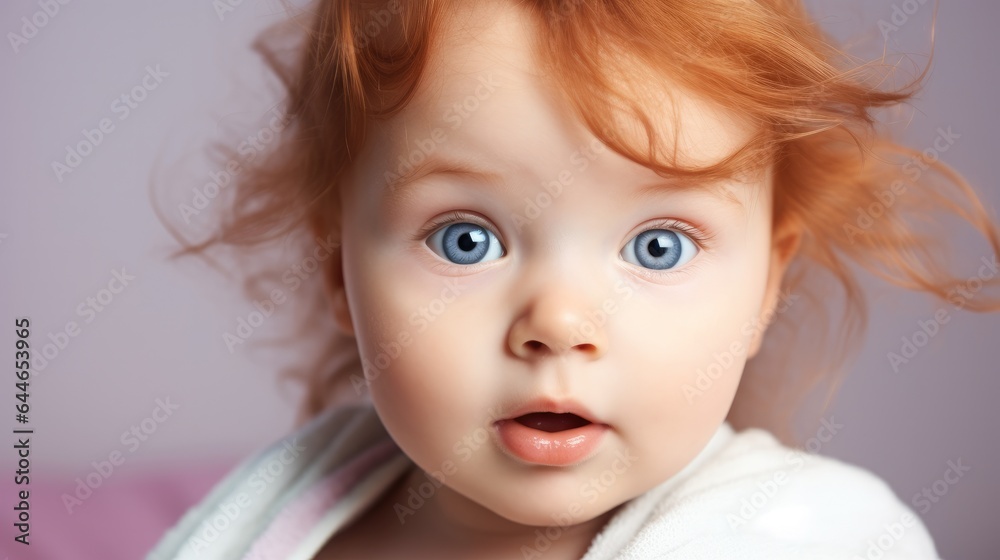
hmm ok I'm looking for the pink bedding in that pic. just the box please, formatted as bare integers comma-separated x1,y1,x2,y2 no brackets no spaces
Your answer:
1,460,237,559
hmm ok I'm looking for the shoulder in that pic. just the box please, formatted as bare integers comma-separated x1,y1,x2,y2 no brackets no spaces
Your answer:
703,425,940,559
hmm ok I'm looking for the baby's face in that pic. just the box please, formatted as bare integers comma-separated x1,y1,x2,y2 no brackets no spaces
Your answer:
336,1,784,527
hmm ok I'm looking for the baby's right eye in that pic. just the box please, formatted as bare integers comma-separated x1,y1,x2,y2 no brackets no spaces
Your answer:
426,222,506,265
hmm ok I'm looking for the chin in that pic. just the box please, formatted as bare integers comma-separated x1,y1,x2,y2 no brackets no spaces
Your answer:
476,489,618,528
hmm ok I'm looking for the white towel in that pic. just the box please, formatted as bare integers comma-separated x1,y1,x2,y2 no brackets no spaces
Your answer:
147,403,939,559
580,425,938,559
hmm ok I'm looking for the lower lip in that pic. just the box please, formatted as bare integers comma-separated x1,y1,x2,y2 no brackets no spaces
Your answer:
494,420,608,466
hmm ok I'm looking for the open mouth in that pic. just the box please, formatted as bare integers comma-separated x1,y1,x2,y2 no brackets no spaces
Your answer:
513,412,592,433
495,409,607,466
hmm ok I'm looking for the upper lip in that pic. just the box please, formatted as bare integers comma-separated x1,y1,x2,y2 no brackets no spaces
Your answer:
497,398,604,425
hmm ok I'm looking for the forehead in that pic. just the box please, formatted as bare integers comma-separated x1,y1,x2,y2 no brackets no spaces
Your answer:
367,0,766,204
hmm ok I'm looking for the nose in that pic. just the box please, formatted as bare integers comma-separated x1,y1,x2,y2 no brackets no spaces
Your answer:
507,287,609,362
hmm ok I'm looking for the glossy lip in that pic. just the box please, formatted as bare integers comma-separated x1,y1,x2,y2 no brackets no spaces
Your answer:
492,398,610,467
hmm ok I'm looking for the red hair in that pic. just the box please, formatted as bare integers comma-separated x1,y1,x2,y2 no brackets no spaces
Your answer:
158,0,1000,444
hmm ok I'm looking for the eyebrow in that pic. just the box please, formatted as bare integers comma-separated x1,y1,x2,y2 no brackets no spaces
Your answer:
630,177,749,212
384,152,749,212
384,154,509,197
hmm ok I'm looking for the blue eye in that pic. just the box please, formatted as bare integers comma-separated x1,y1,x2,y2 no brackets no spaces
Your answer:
427,222,505,265
620,228,698,271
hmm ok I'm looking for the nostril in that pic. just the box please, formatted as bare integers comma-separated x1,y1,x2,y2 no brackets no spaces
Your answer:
525,340,545,352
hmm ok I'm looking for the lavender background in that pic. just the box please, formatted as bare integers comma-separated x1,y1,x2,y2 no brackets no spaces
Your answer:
1,0,997,558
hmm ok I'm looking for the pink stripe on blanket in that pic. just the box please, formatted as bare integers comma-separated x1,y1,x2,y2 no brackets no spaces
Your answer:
240,440,400,559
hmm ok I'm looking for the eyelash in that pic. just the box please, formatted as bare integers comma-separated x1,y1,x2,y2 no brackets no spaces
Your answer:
633,217,718,252
415,210,718,273
414,210,497,244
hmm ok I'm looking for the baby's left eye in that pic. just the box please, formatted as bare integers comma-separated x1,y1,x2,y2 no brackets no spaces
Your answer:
426,222,506,265
620,228,698,271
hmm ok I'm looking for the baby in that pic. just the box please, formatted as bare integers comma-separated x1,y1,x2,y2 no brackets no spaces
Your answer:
150,0,1000,558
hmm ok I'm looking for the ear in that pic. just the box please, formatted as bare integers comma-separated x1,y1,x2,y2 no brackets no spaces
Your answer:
747,218,802,359
312,222,355,338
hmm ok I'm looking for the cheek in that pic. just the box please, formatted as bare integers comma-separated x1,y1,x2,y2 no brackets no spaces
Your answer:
342,240,499,467
624,284,757,403
368,341,477,469
613,266,764,466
